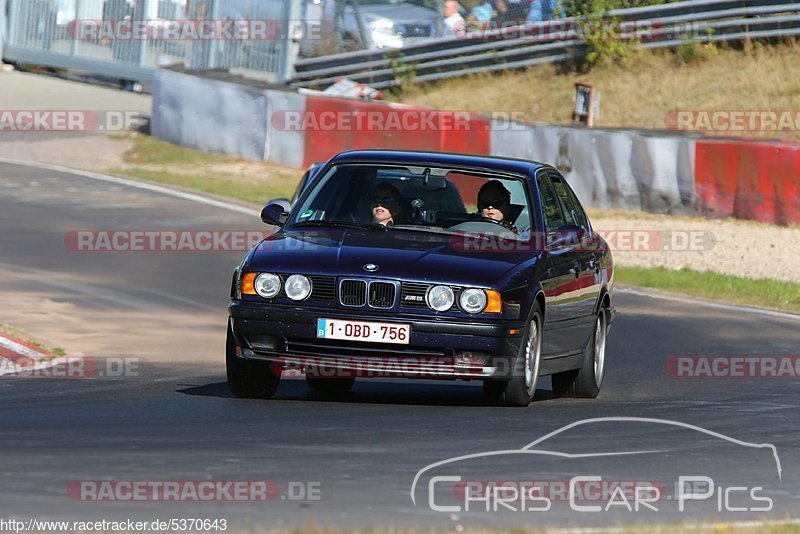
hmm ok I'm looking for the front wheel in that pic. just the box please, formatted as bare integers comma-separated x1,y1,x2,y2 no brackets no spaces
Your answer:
226,324,280,399
484,304,543,407
552,306,608,398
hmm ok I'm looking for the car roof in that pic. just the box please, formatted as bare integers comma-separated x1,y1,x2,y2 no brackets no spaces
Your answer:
328,150,549,178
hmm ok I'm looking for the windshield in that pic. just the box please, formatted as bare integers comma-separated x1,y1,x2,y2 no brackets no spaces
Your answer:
288,163,534,239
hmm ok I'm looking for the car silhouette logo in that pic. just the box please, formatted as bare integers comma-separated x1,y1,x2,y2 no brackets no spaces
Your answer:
364,263,379,272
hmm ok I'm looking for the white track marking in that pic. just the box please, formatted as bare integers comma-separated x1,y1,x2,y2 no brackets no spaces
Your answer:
0,334,61,377
0,336,47,360
618,286,800,322
0,158,259,216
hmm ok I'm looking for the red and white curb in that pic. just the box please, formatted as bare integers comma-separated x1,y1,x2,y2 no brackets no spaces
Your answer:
0,334,62,376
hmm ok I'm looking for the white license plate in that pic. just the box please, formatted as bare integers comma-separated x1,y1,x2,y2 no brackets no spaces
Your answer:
316,318,411,345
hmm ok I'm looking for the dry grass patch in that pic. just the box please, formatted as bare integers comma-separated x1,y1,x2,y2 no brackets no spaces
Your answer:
109,133,301,204
394,42,800,139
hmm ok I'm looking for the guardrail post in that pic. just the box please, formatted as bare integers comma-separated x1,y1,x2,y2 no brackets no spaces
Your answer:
0,0,7,60
436,0,444,38
7,0,18,47
71,0,83,56
139,0,150,66
277,0,300,83
206,0,219,69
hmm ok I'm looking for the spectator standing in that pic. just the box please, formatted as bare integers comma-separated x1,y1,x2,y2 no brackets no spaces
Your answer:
189,0,212,69
442,0,466,38
103,0,132,61
526,0,565,23
497,0,529,24
469,0,495,26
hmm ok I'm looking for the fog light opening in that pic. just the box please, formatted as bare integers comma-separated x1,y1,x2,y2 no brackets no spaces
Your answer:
454,351,490,366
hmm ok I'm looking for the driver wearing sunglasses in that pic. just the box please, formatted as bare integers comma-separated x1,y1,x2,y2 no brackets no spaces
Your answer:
477,180,518,233
371,182,403,227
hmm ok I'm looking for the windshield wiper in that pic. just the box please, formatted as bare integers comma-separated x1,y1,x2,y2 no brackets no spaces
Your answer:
390,224,463,236
392,224,525,242
290,220,387,231
391,224,497,240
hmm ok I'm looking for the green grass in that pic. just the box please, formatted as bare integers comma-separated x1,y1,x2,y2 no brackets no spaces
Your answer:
616,266,800,313
122,133,234,166
109,134,298,204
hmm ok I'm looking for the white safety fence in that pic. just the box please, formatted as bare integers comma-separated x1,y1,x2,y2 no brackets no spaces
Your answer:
2,0,298,84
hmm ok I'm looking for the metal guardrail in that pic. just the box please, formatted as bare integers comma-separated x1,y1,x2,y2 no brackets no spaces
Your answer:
291,0,800,89
1,0,298,85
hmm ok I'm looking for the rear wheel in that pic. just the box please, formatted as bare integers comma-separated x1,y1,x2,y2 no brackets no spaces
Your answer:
226,324,280,399
484,304,543,407
552,306,607,398
306,376,356,393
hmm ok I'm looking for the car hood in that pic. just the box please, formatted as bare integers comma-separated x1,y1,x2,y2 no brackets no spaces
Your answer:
247,228,538,287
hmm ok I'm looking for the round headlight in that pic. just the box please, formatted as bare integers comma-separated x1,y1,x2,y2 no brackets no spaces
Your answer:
284,274,312,301
426,285,454,312
460,288,487,314
254,273,281,298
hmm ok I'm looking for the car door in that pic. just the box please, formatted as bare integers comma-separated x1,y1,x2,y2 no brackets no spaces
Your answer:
535,170,588,357
549,171,600,348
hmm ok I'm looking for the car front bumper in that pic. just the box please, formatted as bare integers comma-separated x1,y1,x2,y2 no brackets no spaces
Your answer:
229,301,526,380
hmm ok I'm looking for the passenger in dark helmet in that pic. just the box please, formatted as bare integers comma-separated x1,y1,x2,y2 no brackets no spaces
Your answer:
477,179,518,232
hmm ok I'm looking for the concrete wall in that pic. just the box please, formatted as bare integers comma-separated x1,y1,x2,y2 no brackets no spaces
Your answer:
151,68,799,224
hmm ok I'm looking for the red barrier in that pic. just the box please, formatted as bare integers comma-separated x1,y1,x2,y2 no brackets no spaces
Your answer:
695,139,800,225
439,111,491,156
300,95,490,167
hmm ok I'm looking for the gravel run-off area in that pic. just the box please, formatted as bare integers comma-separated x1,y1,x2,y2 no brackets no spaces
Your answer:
589,211,800,283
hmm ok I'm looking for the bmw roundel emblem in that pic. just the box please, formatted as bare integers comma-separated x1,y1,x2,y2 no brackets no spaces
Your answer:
363,263,379,272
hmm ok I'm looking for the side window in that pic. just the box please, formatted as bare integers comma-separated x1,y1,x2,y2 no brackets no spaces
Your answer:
550,173,587,231
536,172,565,231
565,183,591,233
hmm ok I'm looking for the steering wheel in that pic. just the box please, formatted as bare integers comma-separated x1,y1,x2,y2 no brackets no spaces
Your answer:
479,216,504,226
480,216,518,233
449,217,518,235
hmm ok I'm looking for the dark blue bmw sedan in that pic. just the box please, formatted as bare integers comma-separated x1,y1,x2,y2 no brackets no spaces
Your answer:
227,150,614,406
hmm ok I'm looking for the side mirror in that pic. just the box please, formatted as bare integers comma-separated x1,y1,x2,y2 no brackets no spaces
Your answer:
261,201,289,226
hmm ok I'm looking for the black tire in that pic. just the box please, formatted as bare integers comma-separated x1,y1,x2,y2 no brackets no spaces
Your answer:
483,302,543,407
226,323,280,399
306,376,356,393
552,306,608,398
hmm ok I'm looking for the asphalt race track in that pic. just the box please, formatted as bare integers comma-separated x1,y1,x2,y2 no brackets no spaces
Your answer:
1,161,798,530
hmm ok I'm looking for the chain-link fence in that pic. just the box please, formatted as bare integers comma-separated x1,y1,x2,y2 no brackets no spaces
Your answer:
2,0,299,83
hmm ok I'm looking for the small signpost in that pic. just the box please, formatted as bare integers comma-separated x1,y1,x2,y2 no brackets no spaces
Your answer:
571,83,601,127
